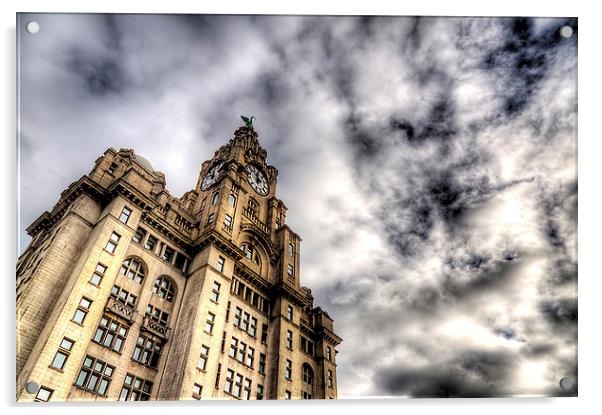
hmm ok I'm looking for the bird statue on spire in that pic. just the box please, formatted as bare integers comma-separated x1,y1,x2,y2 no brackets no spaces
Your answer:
241,115,255,130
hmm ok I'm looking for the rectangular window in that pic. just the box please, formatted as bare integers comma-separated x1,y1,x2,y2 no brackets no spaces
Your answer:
287,263,294,277
107,162,118,175
301,336,315,356
237,341,247,363
119,206,132,224
144,235,157,251
119,374,153,401
327,346,332,361
256,384,264,400
328,369,333,388
285,390,291,400
162,246,175,262
35,386,53,402
89,262,107,286
215,363,222,389
132,334,162,368
132,227,146,243
285,359,292,380
286,330,293,350
241,312,250,331
74,356,114,396
92,315,128,353
72,297,92,325
198,345,210,371
224,214,233,228
225,369,234,394
221,331,227,353
234,307,242,328
229,337,238,358
211,281,221,302
288,243,294,256
234,374,243,398
243,378,252,400
287,305,293,321
226,301,231,321
228,194,236,207
217,256,225,273
111,285,137,307
259,353,266,375
205,312,215,334
208,213,215,224
212,192,220,205
145,305,169,326
105,232,121,254
192,383,202,400
246,347,255,368
50,337,74,370
303,391,312,400
249,317,257,337
261,323,268,344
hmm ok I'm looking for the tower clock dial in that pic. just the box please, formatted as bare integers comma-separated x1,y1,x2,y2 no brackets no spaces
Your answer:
245,164,269,196
201,161,225,191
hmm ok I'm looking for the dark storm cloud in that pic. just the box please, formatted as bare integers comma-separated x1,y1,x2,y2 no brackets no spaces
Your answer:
18,14,577,398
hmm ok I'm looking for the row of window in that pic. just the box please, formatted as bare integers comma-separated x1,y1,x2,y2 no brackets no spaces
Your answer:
230,278,269,314
228,337,255,368
232,306,258,337
224,368,255,400
131,225,190,272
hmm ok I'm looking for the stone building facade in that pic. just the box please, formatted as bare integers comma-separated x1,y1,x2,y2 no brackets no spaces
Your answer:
16,125,341,402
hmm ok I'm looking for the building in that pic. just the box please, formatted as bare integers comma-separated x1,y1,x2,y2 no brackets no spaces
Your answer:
16,124,341,402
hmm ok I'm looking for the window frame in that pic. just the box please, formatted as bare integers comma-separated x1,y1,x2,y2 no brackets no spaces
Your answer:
119,206,132,224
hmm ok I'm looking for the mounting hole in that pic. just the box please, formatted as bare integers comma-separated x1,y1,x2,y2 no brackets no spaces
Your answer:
25,381,39,394
559,376,576,390
560,26,573,38
26,21,40,34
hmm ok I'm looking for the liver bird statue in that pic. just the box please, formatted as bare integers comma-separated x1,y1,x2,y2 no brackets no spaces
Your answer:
241,115,255,130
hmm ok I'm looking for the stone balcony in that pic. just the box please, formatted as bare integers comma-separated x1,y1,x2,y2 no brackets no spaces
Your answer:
242,207,270,236
105,297,134,324
142,315,170,341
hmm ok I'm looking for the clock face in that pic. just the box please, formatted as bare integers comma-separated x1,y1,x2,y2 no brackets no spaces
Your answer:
201,161,225,191
245,164,269,196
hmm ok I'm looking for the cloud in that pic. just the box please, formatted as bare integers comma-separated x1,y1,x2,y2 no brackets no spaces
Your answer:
18,14,577,398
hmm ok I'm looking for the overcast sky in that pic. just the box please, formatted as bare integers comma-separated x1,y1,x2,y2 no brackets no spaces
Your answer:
18,14,577,398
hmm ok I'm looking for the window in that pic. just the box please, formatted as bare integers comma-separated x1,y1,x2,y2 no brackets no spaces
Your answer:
211,281,221,302
225,369,234,394
34,386,53,402
221,331,227,353
228,194,236,207
229,337,238,358
285,390,291,400
241,312,250,331
246,347,255,368
146,305,169,326
287,264,294,278
198,345,210,371
243,378,252,400
237,341,247,363
92,315,128,352
72,297,92,325
145,235,157,251
301,336,315,356
132,334,162,368
192,384,202,400
215,363,222,389
107,162,117,175
111,285,137,307
74,356,114,396
152,276,176,302
105,232,121,254
285,359,292,380
212,192,220,205
89,263,107,286
224,214,233,228
205,312,215,334
234,307,242,327
261,324,268,344
286,330,293,350
288,243,294,256
287,305,293,321
175,253,188,272
217,256,225,273
231,277,269,314
259,353,266,375
132,227,146,243
327,346,333,361
302,363,314,385
119,257,146,284
50,337,74,370
119,206,132,224
226,301,231,321
249,317,257,337
256,384,264,400
303,391,312,400
328,369,333,388
119,374,153,401
208,213,215,224
248,198,259,215
161,246,175,262
234,374,243,398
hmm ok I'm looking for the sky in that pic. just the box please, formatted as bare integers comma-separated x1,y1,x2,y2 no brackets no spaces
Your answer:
17,14,577,398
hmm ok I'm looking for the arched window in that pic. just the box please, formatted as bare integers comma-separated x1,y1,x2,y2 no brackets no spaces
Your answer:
240,242,261,265
302,363,314,385
119,257,146,284
152,276,176,302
